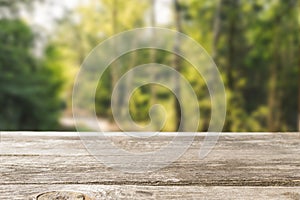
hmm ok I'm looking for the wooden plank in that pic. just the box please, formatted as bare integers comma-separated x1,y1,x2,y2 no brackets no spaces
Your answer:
0,132,299,199
0,185,300,200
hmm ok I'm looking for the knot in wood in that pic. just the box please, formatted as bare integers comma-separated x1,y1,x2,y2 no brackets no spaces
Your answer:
36,191,91,200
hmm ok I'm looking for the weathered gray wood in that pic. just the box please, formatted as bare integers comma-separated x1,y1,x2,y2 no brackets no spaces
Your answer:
0,185,299,200
36,191,91,200
0,132,299,199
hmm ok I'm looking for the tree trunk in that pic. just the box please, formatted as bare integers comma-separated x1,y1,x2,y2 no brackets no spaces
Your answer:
111,0,119,89
298,42,300,131
267,61,278,132
150,0,157,103
267,14,284,132
150,0,157,65
173,0,183,131
149,0,161,130
212,0,222,60
226,0,239,90
111,0,121,117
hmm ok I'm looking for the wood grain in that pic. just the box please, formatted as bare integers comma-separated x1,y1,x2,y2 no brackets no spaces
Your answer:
0,132,299,199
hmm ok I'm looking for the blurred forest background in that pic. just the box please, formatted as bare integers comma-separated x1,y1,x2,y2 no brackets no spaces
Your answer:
0,0,299,132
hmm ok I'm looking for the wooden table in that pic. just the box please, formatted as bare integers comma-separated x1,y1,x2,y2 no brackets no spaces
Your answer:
0,132,299,199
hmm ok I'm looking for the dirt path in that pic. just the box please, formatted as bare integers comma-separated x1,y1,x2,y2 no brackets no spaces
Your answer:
60,116,119,131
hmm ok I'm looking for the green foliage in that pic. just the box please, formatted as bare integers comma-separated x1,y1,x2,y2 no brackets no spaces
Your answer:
51,0,299,131
0,19,63,130
183,0,299,131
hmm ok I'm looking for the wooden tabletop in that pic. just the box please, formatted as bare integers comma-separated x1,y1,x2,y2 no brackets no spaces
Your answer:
0,132,299,199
